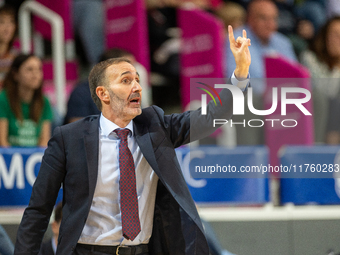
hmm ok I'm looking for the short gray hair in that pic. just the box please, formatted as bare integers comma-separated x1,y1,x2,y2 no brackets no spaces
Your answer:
88,57,132,110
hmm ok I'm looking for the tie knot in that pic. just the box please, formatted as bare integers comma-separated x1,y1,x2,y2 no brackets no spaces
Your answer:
114,128,130,140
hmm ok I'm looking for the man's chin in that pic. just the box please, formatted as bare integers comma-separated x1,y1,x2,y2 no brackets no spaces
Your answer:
129,108,142,118
136,108,142,116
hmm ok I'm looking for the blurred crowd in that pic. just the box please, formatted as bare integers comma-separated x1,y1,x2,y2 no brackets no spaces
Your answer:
0,0,340,148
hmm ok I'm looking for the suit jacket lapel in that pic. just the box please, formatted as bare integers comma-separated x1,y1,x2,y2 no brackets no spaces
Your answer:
133,121,161,177
83,116,161,207
84,116,100,211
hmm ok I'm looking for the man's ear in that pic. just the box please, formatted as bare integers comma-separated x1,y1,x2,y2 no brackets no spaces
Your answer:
96,86,110,105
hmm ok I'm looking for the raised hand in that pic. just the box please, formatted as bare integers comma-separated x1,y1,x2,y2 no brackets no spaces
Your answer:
228,25,251,79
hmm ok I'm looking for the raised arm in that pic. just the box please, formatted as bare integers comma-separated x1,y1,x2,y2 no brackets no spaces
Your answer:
228,25,251,79
156,26,252,147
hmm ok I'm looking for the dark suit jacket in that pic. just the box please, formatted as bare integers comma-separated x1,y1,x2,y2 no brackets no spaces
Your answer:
14,88,235,255
38,239,54,255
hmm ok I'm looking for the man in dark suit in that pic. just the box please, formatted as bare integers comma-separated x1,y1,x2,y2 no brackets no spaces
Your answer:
14,26,251,255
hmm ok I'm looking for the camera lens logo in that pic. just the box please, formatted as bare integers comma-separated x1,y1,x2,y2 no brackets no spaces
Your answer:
197,82,222,115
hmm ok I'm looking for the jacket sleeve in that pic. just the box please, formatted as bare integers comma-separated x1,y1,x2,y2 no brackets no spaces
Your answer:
14,127,66,255
153,88,236,148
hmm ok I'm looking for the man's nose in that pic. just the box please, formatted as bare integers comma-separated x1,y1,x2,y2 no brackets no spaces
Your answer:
132,80,142,92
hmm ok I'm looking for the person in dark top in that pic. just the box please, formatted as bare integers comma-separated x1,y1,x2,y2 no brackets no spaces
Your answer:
64,80,100,124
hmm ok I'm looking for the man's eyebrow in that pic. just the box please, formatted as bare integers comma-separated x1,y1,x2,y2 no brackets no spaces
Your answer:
120,71,140,77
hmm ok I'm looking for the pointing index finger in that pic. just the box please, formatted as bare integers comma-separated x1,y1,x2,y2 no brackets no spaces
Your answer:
228,25,235,43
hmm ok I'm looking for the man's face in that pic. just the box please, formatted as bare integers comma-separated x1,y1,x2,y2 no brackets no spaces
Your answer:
103,62,142,122
248,1,278,44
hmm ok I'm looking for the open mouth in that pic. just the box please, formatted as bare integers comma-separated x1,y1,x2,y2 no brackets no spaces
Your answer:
129,98,140,104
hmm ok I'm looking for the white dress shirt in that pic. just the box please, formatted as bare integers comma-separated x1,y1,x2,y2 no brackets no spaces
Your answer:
78,114,159,246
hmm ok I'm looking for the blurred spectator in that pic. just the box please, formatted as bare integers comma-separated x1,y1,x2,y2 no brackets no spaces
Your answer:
225,0,296,145
274,0,296,35
215,2,246,31
72,0,104,67
295,19,315,41
64,48,151,124
0,54,53,147
226,0,297,94
294,0,326,33
147,0,217,110
38,202,62,255
290,19,315,57
0,224,14,255
250,0,314,58
270,0,326,35
0,4,17,87
147,0,212,10
147,0,215,80
148,6,180,81
300,16,340,144
237,0,317,58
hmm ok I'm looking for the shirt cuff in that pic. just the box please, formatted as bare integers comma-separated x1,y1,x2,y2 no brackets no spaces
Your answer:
231,71,250,91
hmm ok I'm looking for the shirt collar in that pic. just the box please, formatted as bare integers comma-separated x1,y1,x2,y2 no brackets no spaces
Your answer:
99,113,134,137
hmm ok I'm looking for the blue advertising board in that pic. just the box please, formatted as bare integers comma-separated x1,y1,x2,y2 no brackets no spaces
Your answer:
280,146,340,205
3,145,340,207
0,147,62,207
176,146,270,204
1,146,270,207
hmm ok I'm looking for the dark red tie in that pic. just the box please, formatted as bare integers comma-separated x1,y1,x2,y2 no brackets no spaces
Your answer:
115,128,141,240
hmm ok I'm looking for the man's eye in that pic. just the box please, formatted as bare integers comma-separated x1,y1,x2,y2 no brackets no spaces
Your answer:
122,79,130,83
